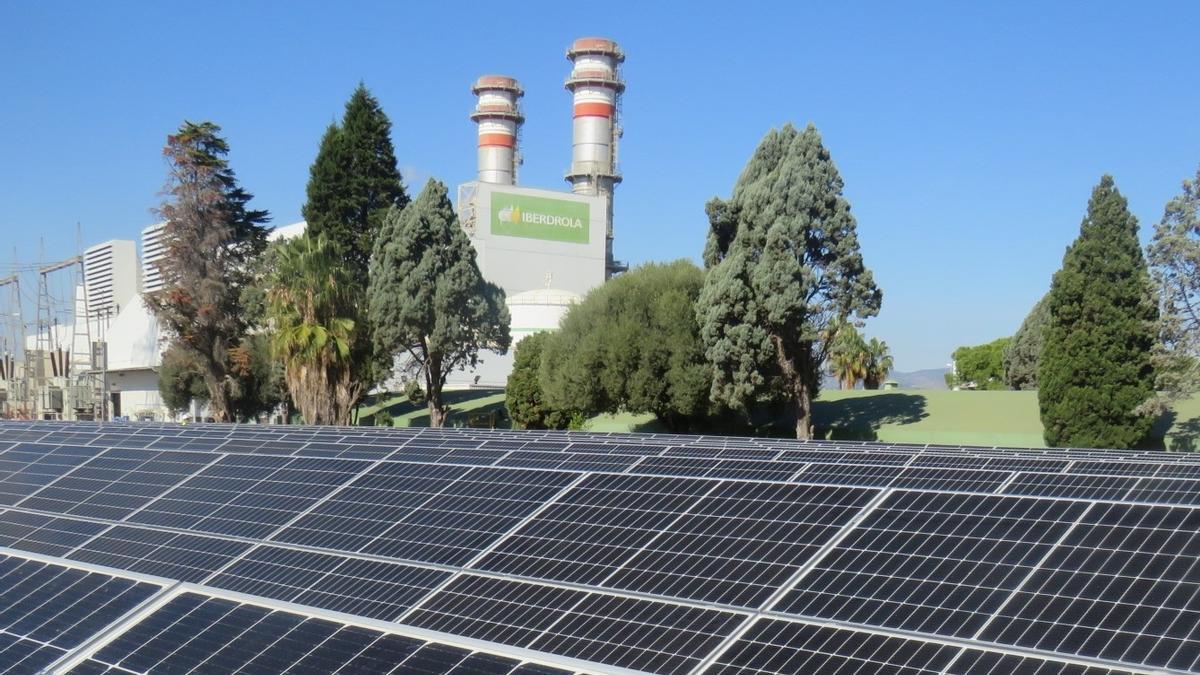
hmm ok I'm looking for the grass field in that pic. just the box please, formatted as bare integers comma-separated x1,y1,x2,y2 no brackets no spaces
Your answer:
363,387,1200,450
586,390,1200,450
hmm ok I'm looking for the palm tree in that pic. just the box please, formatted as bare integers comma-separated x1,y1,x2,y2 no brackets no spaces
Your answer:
828,324,869,389
863,338,894,389
267,233,361,424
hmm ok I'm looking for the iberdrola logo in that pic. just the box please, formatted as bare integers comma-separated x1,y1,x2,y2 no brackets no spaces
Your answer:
497,203,583,229
498,205,522,223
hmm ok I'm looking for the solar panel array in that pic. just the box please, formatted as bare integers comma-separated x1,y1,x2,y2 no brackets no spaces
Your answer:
0,420,1197,674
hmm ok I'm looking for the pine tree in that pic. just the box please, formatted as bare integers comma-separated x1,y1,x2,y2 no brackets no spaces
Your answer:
368,180,510,427
697,124,881,439
146,121,269,422
1039,176,1158,448
302,84,408,406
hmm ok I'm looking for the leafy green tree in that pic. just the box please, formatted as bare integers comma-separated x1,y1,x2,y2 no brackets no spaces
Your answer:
697,124,881,439
145,121,269,422
1039,176,1158,448
1143,166,1200,411
1004,294,1050,390
863,337,894,390
158,344,208,415
302,84,409,404
951,337,1011,390
506,332,576,429
539,260,716,432
267,233,361,425
368,179,510,427
158,335,281,421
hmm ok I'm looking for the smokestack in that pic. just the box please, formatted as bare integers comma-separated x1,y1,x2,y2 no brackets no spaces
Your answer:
565,37,624,277
470,75,524,185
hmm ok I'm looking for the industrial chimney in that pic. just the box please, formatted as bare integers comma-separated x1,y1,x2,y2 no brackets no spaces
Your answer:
470,75,524,185
565,37,625,277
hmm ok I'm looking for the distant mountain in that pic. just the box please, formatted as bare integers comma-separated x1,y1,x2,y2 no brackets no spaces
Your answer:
890,367,951,390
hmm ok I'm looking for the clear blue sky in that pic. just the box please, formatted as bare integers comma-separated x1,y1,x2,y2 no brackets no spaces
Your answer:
2,1,1197,370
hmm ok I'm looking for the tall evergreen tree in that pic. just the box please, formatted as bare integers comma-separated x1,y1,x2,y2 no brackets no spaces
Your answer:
303,84,408,278
368,180,510,427
302,84,408,404
697,124,881,439
146,121,269,422
1039,176,1158,448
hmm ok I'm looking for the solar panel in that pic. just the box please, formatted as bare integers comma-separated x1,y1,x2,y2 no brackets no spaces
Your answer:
0,553,160,673
67,524,252,583
0,510,109,557
774,491,1089,638
206,544,449,620
404,574,744,675
273,465,577,565
17,448,214,520
126,455,364,538
978,502,1200,672
71,592,567,675
0,421,1198,674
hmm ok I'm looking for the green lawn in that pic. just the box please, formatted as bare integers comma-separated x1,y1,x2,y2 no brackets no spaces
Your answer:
590,389,1200,450
361,387,1200,450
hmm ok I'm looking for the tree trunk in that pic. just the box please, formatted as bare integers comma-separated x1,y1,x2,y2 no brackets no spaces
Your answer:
426,352,447,427
794,381,813,440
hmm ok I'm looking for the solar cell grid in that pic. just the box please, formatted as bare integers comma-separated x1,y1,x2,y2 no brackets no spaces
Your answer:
126,455,364,538
207,544,449,620
404,574,744,675
1002,473,1142,501
0,443,95,505
67,525,252,583
474,473,718,586
0,510,108,557
0,554,160,673
17,448,214,521
80,594,320,674
979,501,1200,672
274,465,577,566
775,491,1090,638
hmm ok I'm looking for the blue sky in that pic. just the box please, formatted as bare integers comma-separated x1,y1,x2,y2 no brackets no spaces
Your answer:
2,1,1197,370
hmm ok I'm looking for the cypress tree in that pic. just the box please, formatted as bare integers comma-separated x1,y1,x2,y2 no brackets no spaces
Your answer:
302,84,408,404
1039,176,1158,448
368,180,510,427
303,84,408,280
697,124,881,439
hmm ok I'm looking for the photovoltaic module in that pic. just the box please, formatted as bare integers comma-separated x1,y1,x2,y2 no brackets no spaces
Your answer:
0,421,1196,674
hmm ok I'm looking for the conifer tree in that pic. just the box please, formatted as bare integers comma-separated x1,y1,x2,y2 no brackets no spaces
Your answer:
1039,176,1158,448
697,124,881,439
368,180,510,427
146,121,269,422
302,84,408,402
1144,166,1200,409
1003,293,1050,391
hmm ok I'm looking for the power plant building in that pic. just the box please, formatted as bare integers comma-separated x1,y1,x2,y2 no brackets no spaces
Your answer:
452,37,625,388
